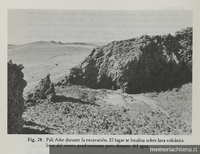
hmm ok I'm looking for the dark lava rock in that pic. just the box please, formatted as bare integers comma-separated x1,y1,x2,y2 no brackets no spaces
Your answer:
8,60,27,134
174,27,192,70
26,74,55,106
63,28,192,94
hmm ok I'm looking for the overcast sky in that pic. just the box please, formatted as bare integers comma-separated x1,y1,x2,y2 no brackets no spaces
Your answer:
8,10,192,45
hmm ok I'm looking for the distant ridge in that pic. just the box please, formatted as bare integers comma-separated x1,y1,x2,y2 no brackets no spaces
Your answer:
8,41,97,47
64,42,97,46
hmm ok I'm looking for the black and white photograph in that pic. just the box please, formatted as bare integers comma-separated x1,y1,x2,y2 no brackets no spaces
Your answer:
7,9,192,135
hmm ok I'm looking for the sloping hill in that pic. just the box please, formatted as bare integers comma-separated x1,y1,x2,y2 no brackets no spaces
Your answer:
8,41,95,93
63,27,192,94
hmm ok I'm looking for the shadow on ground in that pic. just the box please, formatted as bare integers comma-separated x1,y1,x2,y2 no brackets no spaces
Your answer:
51,95,98,106
22,120,49,134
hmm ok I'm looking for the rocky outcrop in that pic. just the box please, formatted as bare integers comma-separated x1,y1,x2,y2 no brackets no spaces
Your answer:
26,74,55,106
8,61,27,134
63,28,192,94
174,27,192,70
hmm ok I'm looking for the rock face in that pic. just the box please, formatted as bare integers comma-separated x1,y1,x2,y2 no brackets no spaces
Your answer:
8,61,27,134
64,28,192,94
175,27,192,70
26,74,55,106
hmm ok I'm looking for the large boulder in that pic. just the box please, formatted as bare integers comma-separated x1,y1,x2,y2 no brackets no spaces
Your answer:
63,28,192,94
8,61,27,134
